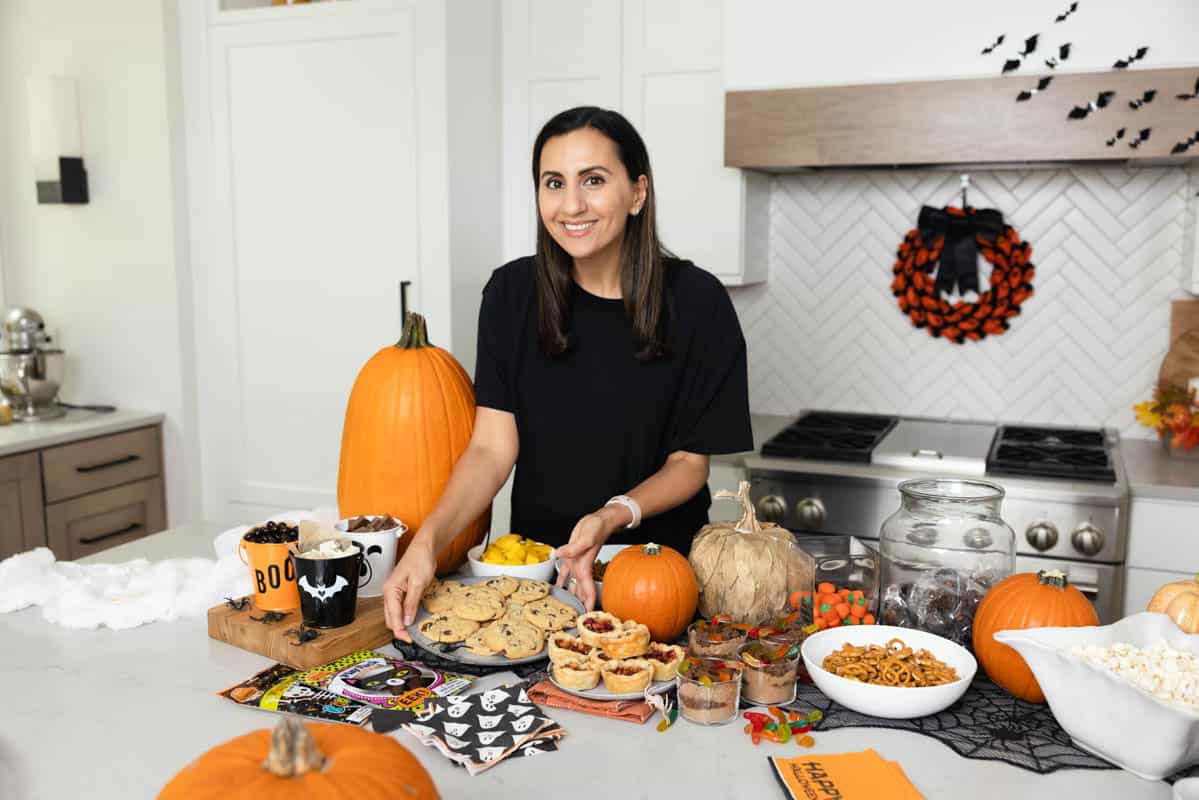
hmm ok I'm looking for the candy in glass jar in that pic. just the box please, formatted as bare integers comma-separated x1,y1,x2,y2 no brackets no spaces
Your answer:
878,478,1015,647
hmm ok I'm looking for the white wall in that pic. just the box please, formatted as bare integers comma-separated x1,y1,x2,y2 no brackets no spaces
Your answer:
725,0,1199,90
446,0,504,378
0,0,200,526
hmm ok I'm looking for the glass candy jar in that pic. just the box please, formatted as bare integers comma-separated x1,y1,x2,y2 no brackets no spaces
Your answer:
878,478,1015,646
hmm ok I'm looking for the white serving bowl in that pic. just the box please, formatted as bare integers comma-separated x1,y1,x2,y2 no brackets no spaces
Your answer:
465,541,557,582
994,612,1199,781
801,624,976,719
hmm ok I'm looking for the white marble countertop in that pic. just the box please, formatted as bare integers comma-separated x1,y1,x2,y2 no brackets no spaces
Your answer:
1121,437,1199,503
0,526,1174,799
0,407,164,457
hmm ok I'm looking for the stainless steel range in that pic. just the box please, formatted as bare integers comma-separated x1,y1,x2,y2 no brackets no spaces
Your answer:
746,410,1128,622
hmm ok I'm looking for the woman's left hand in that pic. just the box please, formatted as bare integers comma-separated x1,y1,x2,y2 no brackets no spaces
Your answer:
553,512,612,611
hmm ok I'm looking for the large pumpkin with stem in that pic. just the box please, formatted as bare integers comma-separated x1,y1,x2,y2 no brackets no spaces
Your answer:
601,542,698,641
972,569,1099,703
689,481,814,625
338,312,488,575
158,716,439,799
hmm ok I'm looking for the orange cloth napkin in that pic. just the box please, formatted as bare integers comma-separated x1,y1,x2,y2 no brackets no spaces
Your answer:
526,679,655,724
770,749,925,800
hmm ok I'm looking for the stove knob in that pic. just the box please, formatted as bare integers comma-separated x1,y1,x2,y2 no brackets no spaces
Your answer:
794,497,826,530
1025,521,1059,552
1071,522,1105,557
757,495,786,524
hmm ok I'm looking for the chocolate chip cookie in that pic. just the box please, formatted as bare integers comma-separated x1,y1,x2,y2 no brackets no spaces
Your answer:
417,613,478,643
523,596,577,631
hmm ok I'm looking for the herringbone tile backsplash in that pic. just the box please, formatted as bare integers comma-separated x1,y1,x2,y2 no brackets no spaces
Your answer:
730,165,1197,439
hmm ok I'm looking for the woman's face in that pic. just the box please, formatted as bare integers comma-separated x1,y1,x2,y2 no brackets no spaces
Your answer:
537,127,647,267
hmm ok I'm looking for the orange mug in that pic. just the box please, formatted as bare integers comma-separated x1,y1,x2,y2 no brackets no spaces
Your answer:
238,536,301,611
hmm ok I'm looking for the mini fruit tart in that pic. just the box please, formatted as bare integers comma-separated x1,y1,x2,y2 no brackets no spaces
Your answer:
577,611,622,647
598,620,651,659
600,658,653,694
547,632,596,665
552,656,600,691
644,642,686,681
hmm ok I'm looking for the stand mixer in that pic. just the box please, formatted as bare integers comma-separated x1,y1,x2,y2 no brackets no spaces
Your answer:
0,308,66,421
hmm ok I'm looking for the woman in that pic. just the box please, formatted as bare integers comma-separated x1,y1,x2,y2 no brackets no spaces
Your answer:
384,106,752,639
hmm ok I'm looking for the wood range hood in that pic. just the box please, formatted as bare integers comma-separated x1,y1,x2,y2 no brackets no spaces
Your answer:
725,67,1199,171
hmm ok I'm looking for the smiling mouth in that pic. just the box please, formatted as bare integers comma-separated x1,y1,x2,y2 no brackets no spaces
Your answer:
561,221,596,236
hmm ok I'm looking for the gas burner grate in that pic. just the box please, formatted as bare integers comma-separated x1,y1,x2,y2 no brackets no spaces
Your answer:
999,426,1106,448
987,426,1115,482
761,410,898,462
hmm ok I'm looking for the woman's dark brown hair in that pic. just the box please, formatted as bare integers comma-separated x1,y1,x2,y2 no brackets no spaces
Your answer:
532,106,672,360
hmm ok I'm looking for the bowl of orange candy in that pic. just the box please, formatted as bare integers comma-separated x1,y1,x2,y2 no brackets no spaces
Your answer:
800,582,876,630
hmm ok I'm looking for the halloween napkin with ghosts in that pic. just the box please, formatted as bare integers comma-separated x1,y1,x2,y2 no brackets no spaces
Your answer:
401,682,565,774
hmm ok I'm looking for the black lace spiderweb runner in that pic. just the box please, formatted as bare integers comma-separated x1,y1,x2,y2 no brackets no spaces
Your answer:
786,676,1198,784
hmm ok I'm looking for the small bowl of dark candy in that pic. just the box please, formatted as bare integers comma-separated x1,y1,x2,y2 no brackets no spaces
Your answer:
242,520,299,544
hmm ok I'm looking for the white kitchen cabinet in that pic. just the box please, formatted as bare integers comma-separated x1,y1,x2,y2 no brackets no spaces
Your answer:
501,0,767,285
1124,566,1195,618
1123,496,1199,616
178,0,501,524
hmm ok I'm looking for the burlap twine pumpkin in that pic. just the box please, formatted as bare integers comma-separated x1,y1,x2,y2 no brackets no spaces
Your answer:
689,481,814,625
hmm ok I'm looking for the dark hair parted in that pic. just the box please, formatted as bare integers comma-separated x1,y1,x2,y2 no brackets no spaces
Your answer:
532,106,673,361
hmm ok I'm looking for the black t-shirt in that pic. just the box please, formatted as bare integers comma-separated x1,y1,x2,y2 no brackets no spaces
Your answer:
473,256,753,556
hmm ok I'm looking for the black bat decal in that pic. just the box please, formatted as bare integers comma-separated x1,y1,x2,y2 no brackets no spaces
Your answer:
1113,46,1149,70
1105,128,1126,147
1019,34,1040,56
1067,90,1115,119
1055,1,1079,22
1170,132,1199,155
1017,76,1054,102
1128,90,1157,110
981,33,1005,55
1176,77,1199,100
1127,128,1152,149
1003,58,1022,74
1046,43,1072,69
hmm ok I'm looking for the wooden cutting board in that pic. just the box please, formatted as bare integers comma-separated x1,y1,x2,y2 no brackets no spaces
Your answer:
207,595,394,669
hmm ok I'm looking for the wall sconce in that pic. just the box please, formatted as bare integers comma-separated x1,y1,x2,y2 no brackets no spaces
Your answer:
27,77,89,204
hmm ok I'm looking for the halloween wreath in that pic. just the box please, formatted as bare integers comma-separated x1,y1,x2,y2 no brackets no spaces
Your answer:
891,205,1035,344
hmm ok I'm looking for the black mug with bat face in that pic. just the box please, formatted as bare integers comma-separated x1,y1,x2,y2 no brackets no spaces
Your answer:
291,541,368,628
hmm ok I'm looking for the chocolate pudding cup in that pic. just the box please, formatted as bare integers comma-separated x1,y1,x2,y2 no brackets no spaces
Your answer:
740,636,801,706
687,621,748,658
678,657,744,726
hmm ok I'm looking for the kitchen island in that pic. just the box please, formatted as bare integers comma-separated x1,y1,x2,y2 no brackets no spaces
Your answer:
0,527,1175,799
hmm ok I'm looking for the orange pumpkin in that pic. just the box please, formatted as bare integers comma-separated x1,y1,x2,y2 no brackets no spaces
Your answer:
600,542,699,641
972,569,1099,703
337,312,489,575
158,716,439,799
1147,574,1199,634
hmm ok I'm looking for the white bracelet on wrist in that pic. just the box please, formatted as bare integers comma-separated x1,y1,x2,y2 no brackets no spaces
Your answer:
604,495,641,530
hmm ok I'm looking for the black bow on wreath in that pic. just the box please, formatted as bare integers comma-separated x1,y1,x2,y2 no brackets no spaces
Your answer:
917,206,1006,295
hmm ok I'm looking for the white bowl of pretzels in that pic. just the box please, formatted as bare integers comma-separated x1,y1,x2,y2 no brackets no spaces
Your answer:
801,624,976,719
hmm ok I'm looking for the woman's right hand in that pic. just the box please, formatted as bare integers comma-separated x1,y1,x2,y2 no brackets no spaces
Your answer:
383,533,438,641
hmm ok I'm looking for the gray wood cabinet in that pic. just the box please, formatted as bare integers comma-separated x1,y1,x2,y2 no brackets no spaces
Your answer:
0,452,47,560
0,424,166,561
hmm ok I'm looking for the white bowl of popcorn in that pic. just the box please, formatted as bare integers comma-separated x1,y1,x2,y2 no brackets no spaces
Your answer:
994,612,1199,780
